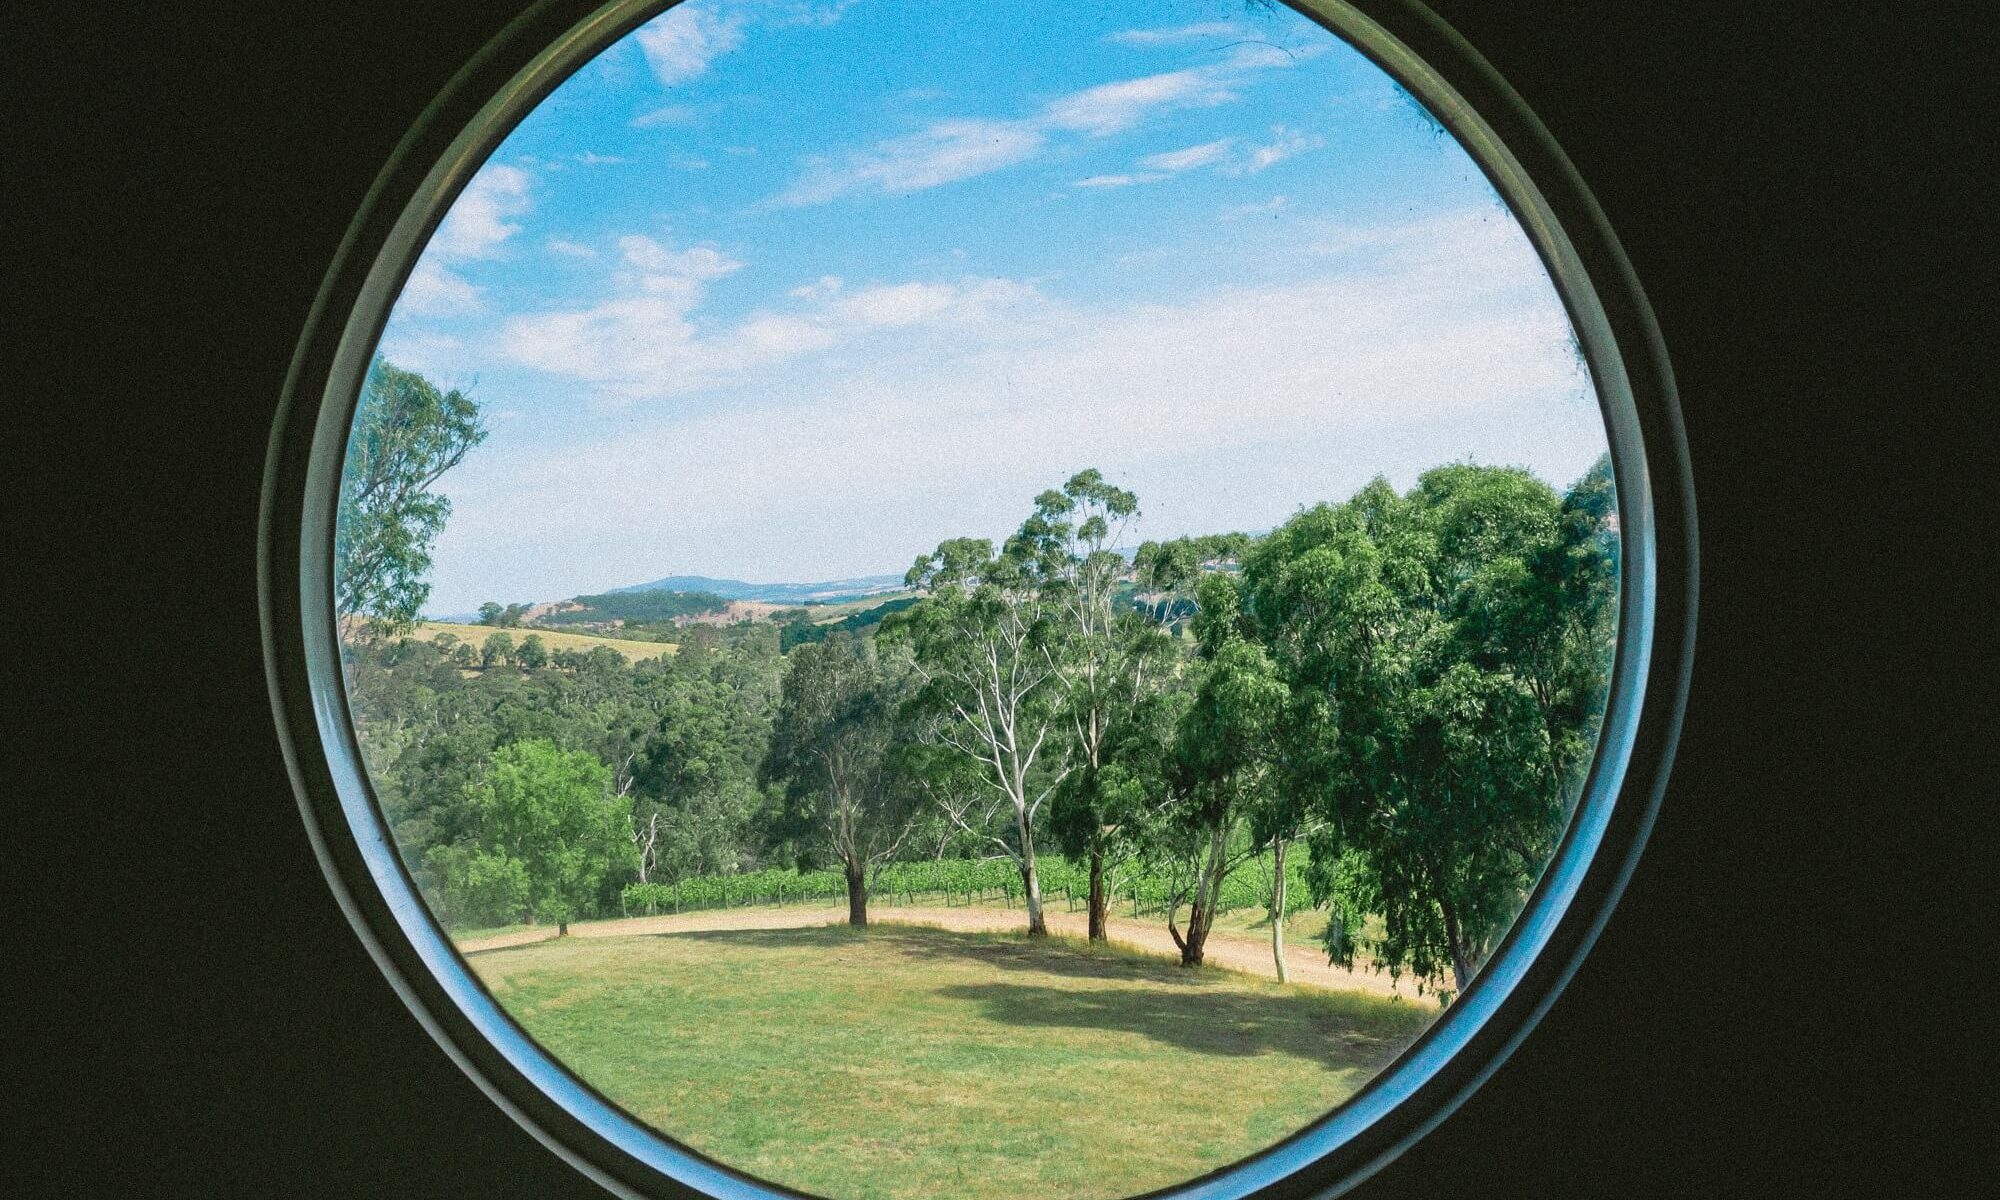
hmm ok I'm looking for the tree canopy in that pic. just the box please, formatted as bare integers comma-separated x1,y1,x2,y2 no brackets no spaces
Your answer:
335,357,484,639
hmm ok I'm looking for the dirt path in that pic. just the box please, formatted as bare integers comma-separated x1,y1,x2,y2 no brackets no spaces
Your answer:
458,902,1425,1001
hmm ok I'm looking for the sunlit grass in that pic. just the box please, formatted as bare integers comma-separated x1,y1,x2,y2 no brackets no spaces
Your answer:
416,621,677,661
469,922,1432,1200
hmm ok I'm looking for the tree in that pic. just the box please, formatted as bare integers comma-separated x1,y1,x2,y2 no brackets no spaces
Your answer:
481,631,514,668
335,357,484,641
1017,470,1170,941
477,602,504,627
453,739,636,934
760,637,920,925
1246,465,1612,997
516,634,548,670
892,534,1071,936
1160,575,1287,967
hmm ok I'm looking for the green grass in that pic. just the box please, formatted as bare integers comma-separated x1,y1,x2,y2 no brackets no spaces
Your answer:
417,621,677,661
469,922,1433,1200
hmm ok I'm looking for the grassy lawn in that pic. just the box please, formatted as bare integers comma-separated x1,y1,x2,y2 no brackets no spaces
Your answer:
417,621,677,661
468,922,1432,1200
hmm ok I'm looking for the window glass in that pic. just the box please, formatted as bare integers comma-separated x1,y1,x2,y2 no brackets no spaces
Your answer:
334,3,1619,1197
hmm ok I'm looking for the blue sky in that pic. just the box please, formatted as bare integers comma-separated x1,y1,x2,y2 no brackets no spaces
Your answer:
374,0,1609,615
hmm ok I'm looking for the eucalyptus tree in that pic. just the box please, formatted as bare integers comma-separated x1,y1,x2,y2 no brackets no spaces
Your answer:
516,634,549,669
480,631,514,668
891,535,1071,935
1019,470,1191,940
1159,573,1287,967
760,636,921,926
335,356,484,643
1245,465,1608,997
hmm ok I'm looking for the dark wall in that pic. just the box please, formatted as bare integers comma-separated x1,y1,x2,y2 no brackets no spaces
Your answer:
11,1,1981,1196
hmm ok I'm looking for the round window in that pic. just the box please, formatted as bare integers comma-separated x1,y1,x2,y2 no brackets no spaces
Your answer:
263,3,1693,1198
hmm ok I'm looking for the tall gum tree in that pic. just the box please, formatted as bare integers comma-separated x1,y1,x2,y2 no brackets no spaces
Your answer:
1020,470,1170,941
760,637,920,926
335,356,485,647
891,536,1069,936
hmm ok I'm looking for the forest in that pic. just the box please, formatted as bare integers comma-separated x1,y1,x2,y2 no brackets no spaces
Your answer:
340,357,1618,998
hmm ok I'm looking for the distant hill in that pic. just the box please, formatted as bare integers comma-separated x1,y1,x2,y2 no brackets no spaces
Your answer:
540,589,729,626
415,622,676,662
610,573,907,604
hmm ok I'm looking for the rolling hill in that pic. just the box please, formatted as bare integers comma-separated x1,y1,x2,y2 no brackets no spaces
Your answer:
609,573,907,604
416,622,676,662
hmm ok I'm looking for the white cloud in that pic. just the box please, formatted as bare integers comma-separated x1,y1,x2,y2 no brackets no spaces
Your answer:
1104,22,1246,45
429,209,1603,606
573,151,625,165
1219,195,1290,220
500,227,1057,400
373,328,465,377
1073,173,1164,189
774,49,1304,206
1138,138,1235,173
1226,125,1322,174
776,118,1047,205
634,5,744,86
1080,126,1315,195
631,103,698,128
770,0,861,26
618,234,742,280
546,237,597,258
788,275,843,299
1042,69,1234,137
431,164,531,260
398,255,482,316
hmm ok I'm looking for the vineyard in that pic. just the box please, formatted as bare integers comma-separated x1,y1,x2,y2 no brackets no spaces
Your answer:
618,851,1314,922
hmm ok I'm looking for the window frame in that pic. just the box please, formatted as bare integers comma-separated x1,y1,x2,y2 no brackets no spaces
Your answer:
259,2,1696,1197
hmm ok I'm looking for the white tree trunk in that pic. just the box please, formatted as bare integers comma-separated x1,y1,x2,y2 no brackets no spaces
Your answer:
1270,839,1289,984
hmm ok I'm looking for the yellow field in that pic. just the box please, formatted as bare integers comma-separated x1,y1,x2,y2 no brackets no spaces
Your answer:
417,622,677,661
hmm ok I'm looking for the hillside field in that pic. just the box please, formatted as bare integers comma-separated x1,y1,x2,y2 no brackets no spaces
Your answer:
416,622,677,662
469,922,1431,1200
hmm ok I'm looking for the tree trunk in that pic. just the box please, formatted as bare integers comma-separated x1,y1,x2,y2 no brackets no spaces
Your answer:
1179,825,1226,967
1015,807,1047,936
845,860,868,927
1269,839,1289,984
1180,898,1213,967
1441,897,1471,996
1087,847,1107,942
557,919,568,937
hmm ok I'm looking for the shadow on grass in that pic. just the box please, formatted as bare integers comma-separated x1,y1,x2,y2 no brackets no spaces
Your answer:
666,923,1214,986
932,981,1423,1066
659,924,1429,1065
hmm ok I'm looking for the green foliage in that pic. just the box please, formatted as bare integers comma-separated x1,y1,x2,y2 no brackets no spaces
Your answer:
475,601,532,627
543,588,729,626
480,630,513,668
424,843,530,928
760,637,920,897
346,447,1615,992
516,633,548,670
778,595,920,651
346,620,785,926
1243,461,1618,994
620,851,1308,917
458,739,637,929
335,357,484,638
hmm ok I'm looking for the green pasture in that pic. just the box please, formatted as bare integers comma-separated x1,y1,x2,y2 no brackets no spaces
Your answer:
417,621,678,662
469,922,1431,1200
